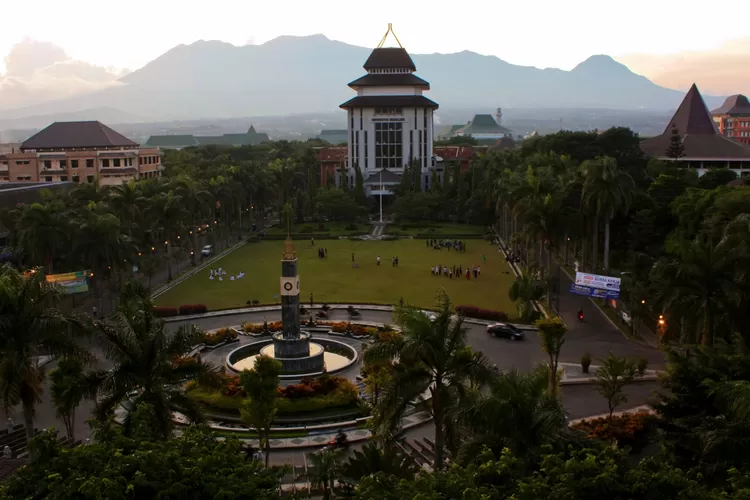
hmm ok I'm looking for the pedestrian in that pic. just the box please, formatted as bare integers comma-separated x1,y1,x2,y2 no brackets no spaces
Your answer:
431,266,435,276
399,297,404,307
449,269,453,279
92,305,98,319
310,293,314,307
482,254,486,264
466,269,470,280
311,237,315,246
477,265,481,277
377,255,381,266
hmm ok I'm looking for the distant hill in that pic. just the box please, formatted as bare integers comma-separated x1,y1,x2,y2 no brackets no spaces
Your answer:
0,35,725,121
0,107,145,131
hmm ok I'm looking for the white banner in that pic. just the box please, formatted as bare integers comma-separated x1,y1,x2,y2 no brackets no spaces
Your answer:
575,272,621,292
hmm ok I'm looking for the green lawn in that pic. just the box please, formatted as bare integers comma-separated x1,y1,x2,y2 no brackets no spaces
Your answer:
155,239,515,314
387,222,486,236
265,221,370,236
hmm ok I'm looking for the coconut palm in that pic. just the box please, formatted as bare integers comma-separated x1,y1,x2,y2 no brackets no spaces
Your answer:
650,236,743,346
108,180,147,237
49,357,87,440
147,190,187,281
365,290,494,470
173,176,212,264
14,201,70,272
452,367,567,466
86,282,212,438
0,265,92,447
302,448,342,500
340,442,417,483
581,156,634,272
508,273,545,322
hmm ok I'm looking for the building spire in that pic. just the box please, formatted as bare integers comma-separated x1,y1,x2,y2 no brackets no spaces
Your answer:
282,237,296,260
377,23,403,48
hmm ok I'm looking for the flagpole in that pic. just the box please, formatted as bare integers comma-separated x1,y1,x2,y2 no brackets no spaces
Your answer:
379,169,383,223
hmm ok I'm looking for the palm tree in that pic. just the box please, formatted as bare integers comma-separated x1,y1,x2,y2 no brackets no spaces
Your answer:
148,190,187,281
508,273,545,322
365,290,494,470
452,368,567,465
303,448,342,500
581,157,634,272
0,265,92,447
86,282,212,438
108,180,146,237
49,357,87,440
340,442,416,484
14,202,70,272
173,176,212,264
650,236,743,346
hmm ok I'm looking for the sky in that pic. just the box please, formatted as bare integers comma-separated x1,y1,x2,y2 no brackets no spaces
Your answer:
0,0,748,108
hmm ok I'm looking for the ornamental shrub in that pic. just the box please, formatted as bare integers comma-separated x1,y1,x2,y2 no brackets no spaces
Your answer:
153,306,179,317
455,305,509,321
178,304,208,315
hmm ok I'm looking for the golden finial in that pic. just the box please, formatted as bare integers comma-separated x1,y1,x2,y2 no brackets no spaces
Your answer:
282,237,296,260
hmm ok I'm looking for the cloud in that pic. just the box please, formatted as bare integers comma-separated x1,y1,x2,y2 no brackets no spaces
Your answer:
0,38,128,110
617,38,750,97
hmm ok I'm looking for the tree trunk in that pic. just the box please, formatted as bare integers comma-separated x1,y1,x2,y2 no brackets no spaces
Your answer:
603,218,611,272
264,433,270,468
166,242,173,281
548,355,557,397
23,402,34,456
432,383,444,471
592,214,599,272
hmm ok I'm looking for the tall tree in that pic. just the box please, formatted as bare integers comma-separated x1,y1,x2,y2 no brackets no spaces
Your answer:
666,123,686,159
535,317,567,397
594,353,637,421
49,357,87,439
581,157,634,272
86,282,212,438
240,355,281,467
0,265,91,448
365,290,494,470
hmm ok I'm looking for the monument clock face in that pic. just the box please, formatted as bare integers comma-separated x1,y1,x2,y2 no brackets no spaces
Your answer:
280,277,298,296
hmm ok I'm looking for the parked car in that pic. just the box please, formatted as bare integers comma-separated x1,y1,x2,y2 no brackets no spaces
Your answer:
201,245,213,257
486,323,525,340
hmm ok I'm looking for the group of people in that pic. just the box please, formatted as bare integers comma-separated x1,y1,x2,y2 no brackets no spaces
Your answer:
431,264,481,279
209,267,245,281
317,248,328,259
375,255,400,267
427,239,468,252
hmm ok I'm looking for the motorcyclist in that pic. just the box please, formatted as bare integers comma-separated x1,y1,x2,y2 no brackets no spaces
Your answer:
577,308,584,321
335,429,348,446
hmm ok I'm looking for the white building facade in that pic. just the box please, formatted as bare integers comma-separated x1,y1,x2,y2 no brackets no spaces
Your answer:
340,41,438,194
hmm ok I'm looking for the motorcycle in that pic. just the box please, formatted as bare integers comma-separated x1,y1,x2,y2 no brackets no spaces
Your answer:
328,431,349,448
577,310,584,322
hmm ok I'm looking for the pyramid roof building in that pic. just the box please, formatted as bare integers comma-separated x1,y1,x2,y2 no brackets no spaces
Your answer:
711,94,750,115
641,84,750,160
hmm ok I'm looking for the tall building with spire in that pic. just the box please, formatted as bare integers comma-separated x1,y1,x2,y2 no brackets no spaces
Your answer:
641,83,750,177
340,24,439,195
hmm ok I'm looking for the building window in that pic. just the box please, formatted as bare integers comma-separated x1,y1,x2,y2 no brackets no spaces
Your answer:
414,109,417,128
61,176,68,182
86,159,94,168
364,131,368,169
360,109,363,129
87,175,95,183
44,176,52,182
375,122,403,169
410,130,413,160
72,175,80,183
350,110,354,130
102,159,110,167
71,160,78,169
43,160,52,169
114,159,121,167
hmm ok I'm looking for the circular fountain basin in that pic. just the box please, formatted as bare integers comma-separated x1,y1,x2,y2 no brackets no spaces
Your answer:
226,339,358,379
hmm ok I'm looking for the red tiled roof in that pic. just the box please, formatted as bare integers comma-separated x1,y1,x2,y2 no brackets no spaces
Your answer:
317,147,347,162
712,94,750,115
22,121,137,150
434,146,474,160
641,84,750,160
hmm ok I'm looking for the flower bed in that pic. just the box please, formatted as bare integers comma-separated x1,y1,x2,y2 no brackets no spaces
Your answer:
201,327,239,346
186,374,359,416
242,321,282,334
455,305,509,321
178,304,208,315
571,412,656,449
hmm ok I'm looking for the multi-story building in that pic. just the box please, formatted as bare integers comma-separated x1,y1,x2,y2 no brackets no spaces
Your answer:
712,94,750,146
1,121,162,185
340,24,439,195
641,84,750,177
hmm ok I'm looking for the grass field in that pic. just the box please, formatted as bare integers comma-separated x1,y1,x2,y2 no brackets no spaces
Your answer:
155,239,516,314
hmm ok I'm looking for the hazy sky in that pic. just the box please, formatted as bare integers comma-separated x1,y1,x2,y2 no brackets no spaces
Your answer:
2,0,749,73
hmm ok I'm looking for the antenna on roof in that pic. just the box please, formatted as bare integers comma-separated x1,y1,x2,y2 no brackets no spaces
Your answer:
377,23,403,49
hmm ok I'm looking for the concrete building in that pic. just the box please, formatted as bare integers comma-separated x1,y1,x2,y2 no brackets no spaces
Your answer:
0,121,162,186
145,126,270,150
340,24,439,195
712,94,750,146
641,84,750,177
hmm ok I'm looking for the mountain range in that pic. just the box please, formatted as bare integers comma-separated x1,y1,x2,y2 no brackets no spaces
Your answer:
0,35,725,122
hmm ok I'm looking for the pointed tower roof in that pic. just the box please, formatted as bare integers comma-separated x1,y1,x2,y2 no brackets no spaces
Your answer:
641,84,750,160
663,83,718,135
711,94,750,115
362,24,416,71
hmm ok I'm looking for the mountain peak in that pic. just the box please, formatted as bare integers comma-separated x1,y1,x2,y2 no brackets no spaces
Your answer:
572,54,630,74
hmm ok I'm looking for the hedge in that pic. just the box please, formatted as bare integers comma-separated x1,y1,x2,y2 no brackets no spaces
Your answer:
456,305,509,321
187,386,358,416
153,306,179,318
179,304,208,315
